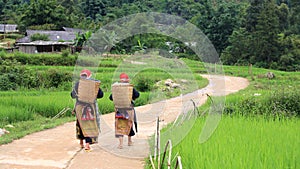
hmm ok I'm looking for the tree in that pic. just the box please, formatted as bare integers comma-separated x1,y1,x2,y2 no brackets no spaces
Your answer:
277,34,300,71
276,3,289,32
58,0,85,27
207,2,245,54
165,0,203,20
245,0,264,32
20,0,71,30
289,0,300,34
190,0,214,36
251,0,280,68
81,0,107,22
0,0,25,24
191,1,246,54
221,28,252,65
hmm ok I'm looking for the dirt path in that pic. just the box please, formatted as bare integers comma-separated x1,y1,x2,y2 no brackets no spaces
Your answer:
0,75,249,169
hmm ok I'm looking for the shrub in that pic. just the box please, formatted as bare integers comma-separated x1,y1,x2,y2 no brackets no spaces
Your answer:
0,59,26,90
61,49,69,58
43,69,73,88
0,74,17,90
30,33,50,41
0,60,73,90
133,76,154,92
0,50,6,57
224,88,300,118
1,52,77,66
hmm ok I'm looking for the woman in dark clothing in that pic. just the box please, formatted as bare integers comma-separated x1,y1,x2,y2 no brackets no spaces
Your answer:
109,73,139,149
71,69,104,151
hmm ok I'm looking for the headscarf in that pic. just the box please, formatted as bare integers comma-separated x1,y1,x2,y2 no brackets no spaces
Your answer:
80,69,92,79
119,73,129,83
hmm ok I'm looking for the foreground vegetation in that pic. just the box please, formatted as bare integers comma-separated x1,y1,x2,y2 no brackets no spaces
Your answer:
151,115,299,169
146,64,299,168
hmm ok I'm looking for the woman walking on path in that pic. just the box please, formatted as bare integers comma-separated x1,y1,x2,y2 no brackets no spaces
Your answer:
71,69,104,151
109,73,139,149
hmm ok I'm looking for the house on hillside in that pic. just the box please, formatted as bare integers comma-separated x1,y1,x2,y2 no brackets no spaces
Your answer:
15,28,83,53
0,24,18,33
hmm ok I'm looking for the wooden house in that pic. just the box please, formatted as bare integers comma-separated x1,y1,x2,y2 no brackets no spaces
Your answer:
15,28,82,53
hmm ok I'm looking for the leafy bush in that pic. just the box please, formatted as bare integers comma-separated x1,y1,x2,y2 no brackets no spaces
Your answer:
46,69,73,88
0,74,17,90
61,49,69,57
0,50,6,57
0,60,73,91
224,89,300,118
133,76,154,92
30,33,50,41
1,52,77,66
0,59,48,90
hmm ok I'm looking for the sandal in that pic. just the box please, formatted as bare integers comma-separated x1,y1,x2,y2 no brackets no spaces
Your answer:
85,146,91,152
85,143,91,151
80,144,84,148
117,145,123,149
128,142,133,146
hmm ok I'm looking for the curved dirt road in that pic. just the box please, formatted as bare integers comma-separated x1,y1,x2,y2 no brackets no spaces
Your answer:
0,75,249,169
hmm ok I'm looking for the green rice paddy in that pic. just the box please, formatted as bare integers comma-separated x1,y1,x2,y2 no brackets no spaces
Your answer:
0,55,299,169
167,115,300,169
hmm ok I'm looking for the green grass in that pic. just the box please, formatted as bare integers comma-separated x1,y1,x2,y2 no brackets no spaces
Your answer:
0,91,73,123
162,115,300,169
145,60,300,169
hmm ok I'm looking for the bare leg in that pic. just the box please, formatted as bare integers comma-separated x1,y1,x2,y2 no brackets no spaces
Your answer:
80,139,84,148
118,136,123,149
85,142,90,150
128,136,133,146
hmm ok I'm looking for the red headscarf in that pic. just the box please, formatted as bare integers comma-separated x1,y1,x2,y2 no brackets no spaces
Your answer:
119,73,129,82
80,69,92,78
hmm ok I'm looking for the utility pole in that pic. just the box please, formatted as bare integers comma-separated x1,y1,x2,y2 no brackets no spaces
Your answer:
3,15,6,39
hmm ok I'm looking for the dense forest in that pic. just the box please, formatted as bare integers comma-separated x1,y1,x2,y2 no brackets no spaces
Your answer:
0,0,299,71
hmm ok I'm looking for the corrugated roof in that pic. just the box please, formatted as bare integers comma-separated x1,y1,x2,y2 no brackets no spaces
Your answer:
16,30,77,43
17,40,74,46
62,27,84,33
0,24,18,32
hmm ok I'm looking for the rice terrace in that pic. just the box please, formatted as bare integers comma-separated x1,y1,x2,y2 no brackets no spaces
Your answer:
1,0,300,168
0,52,299,168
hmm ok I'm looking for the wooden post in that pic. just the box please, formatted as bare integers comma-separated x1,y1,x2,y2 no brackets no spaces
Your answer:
157,117,160,169
215,63,217,74
249,63,254,80
154,117,158,160
174,156,182,169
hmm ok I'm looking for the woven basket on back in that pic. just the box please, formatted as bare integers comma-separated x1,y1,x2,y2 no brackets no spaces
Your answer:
112,83,133,108
78,79,101,103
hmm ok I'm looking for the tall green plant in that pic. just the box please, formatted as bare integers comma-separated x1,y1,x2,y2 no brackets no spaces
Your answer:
74,30,92,52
